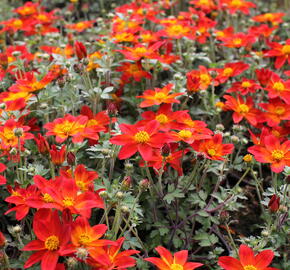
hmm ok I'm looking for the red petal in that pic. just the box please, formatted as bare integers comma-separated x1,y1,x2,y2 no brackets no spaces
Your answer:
254,249,274,269
218,256,243,270
239,244,255,266
41,251,59,270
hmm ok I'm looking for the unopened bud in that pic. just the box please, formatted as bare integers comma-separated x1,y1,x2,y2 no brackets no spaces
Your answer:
231,135,239,143
219,211,229,223
161,143,170,157
139,179,150,190
268,195,280,212
99,190,108,199
67,152,76,166
57,76,66,88
261,230,269,237
215,124,224,131
116,191,124,199
12,225,21,234
121,176,132,190
107,102,118,117
14,128,23,137
121,205,129,213
66,257,78,268
75,247,88,260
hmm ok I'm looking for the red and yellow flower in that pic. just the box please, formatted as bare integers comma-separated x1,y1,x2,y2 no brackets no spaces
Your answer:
218,244,279,270
137,84,183,108
192,134,234,161
248,134,290,173
145,246,203,270
110,120,171,160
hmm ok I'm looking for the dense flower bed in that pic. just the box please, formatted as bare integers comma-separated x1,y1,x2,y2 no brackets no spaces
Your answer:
0,0,289,269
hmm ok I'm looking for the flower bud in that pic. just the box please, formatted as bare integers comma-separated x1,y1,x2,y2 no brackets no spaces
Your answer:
116,191,124,199
231,135,239,143
0,53,8,70
99,190,108,198
121,205,129,213
139,178,150,190
261,229,269,237
57,76,66,88
67,152,76,166
75,247,88,260
107,102,118,117
66,257,78,268
12,225,22,235
161,143,170,157
13,128,23,137
121,176,132,190
73,63,83,73
219,210,230,224
215,124,224,131
268,194,280,212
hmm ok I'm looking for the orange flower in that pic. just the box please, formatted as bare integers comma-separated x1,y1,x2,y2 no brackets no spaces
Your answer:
186,66,213,91
264,39,290,69
9,72,54,93
226,78,260,95
137,84,183,108
88,237,139,269
14,2,38,16
252,13,285,25
248,134,290,173
0,91,33,110
44,114,87,143
221,0,256,15
215,62,249,84
0,119,33,150
218,244,279,270
220,33,256,48
61,164,98,192
69,217,112,251
158,23,193,39
145,246,203,270
66,20,95,32
223,95,261,126
264,73,290,104
116,61,152,82
259,98,290,127
190,0,217,13
192,134,234,161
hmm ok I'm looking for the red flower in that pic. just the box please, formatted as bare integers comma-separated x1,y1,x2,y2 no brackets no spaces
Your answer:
259,98,290,127
218,244,279,270
220,32,256,48
34,134,50,154
186,66,213,91
0,163,7,185
22,209,70,270
110,120,171,160
137,84,183,108
88,237,139,269
264,39,290,69
226,78,260,95
221,0,256,15
248,134,290,173
145,246,203,270
215,62,249,84
75,41,87,60
50,145,66,166
192,134,234,161
223,95,262,126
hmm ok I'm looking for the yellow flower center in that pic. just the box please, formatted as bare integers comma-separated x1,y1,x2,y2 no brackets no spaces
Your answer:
128,64,140,73
282,45,290,55
3,128,15,140
13,19,23,28
134,47,147,54
78,233,91,246
231,0,242,7
273,82,285,91
244,266,257,270
62,197,75,207
171,264,183,270
178,130,192,139
264,13,274,20
242,81,252,88
45,235,60,251
156,114,169,124
76,22,85,29
200,74,211,84
76,181,87,191
271,150,284,161
199,0,209,5
207,148,216,156
43,193,54,203
223,67,233,76
239,104,249,113
275,106,285,115
134,131,150,143
233,38,242,46
59,121,75,135
154,92,167,100
243,154,253,162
